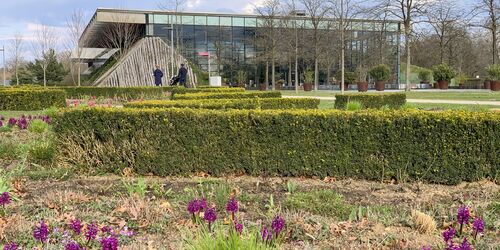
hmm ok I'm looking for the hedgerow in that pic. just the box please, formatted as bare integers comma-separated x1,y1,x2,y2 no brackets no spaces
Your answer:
54,86,171,100
334,93,406,109
170,87,245,97
0,88,66,110
173,91,282,100
52,108,499,184
124,98,320,110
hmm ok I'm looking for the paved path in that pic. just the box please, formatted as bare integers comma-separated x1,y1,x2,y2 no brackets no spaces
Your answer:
283,96,500,106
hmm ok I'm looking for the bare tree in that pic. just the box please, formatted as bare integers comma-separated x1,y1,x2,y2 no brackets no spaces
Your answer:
300,0,331,90
99,16,142,58
158,0,186,54
378,0,429,91
256,0,283,90
9,33,24,85
472,0,499,64
31,23,57,87
66,9,86,86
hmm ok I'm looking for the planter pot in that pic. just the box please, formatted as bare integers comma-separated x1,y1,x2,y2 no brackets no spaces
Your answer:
259,84,268,91
357,82,368,92
375,81,385,91
484,81,491,90
303,83,313,91
438,80,449,90
433,82,438,89
491,80,500,91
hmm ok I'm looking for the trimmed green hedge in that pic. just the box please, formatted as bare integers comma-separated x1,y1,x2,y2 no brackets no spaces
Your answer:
0,88,66,110
335,93,406,109
124,98,320,110
53,108,499,184
54,86,172,100
170,87,245,96
173,91,282,100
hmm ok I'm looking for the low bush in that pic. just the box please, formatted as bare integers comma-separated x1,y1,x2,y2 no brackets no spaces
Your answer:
55,86,171,100
53,108,499,184
170,87,245,97
346,101,363,111
0,88,66,111
28,120,50,133
124,98,320,110
334,93,406,109
173,91,282,100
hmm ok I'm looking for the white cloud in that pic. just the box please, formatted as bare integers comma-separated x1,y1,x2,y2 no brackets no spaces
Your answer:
187,0,202,8
243,0,266,14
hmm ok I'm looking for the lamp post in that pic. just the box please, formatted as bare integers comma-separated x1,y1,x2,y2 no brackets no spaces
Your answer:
0,46,5,86
162,23,175,78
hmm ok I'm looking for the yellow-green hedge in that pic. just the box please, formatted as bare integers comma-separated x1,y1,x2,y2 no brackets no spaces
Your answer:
173,91,281,100
54,86,172,100
170,87,245,97
0,88,66,110
335,93,406,109
124,98,320,110
53,108,499,184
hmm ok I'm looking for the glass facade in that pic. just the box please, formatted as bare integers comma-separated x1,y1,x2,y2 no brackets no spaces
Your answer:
147,13,400,85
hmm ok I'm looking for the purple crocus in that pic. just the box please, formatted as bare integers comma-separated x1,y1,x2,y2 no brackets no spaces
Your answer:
85,222,99,242
261,225,272,242
226,197,238,220
457,205,470,225
198,198,207,210
64,241,83,250
271,216,286,235
33,220,49,243
0,192,11,207
101,225,113,234
204,207,217,231
7,118,16,127
100,236,119,250
17,118,28,130
3,242,17,250
234,221,243,235
472,217,485,237
188,199,201,214
459,238,471,250
70,219,82,235
442,227,456,243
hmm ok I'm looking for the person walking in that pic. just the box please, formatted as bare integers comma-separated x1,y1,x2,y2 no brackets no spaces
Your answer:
153,65,164,86
178,63,188,87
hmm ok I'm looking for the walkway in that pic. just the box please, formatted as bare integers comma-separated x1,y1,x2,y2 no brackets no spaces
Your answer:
283,96,500,106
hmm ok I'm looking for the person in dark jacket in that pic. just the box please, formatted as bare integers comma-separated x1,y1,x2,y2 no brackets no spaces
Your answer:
153,65,164,86
178,64,188,87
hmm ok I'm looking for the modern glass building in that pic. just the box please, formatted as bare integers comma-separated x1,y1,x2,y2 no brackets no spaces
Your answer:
80,8,401,87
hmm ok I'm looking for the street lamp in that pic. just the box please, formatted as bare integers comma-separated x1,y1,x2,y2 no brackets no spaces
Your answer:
0,46,5,86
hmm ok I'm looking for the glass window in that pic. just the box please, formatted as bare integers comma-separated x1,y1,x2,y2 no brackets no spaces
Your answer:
153,14,170,24
182,15,194,25
207,16,219,26
245,18,257,27
195,16,206,26
232,17,244,27
220,17,232,26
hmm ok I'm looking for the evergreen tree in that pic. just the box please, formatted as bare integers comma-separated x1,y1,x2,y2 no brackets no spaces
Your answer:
11,65,36,84
26,49,68,85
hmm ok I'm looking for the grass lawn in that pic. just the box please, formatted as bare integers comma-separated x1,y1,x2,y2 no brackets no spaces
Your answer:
0,110,44,119
281,90,500,101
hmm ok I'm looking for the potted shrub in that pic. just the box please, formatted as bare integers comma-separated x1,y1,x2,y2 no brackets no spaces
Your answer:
418,69,432,84
303,71,314,91
335,71,356,91
432,64,456,90
369,64,391,91
456,73,468,89
355,66,368,92
484,77,491,90
486,64,500,91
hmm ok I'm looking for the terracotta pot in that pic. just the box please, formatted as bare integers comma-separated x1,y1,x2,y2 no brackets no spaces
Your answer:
484,81,491,90
303,83,313,91
375,81,385,91
357,82,368,92
491,80,500,91
259,84,268,91
438,80,449,90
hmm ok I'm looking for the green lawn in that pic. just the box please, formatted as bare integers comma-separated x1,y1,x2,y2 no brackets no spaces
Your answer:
281,90,500,101
0,110,43,119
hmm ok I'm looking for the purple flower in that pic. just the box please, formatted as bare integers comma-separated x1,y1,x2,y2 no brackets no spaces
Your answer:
33,220,49,243
119,226,134,237
64,241,83,250
457,205,470,225
100,236,119,250
442,227,456,243
472,217,484,234
188,199,201,214
459,237,471,250
0,121,3,127
17,118,28,130
3,242,17,250
261,225,272,241
85,222,99,242
422,246,431,250
234,221,243,235
198,198,207,210
204,207,217,223
7,118,16,127
271,216,286,235
445,243,460,250
226,197,239,214
101,225,113,234
70,219,82,235
0,192,11,207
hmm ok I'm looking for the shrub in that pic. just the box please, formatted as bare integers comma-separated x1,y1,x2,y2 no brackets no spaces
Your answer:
0,88,66,111
432,64,456,82
28,139,55,165
124,98,320,110
54,86,170,100
335,71,356,84
486,64,500,81
172,91,282,100
355,66,368,82
369,64,391,81
170,87,245,97
418,69,432,82
334,93,406,109
346,101,363,111
303,71,314,84
53,108,499,184
28,120,50,133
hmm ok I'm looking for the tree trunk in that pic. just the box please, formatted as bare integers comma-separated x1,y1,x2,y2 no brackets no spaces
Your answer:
43,65,47,87
405,28,411,92
78,63,81,87
492,25,497,64
314,58,319,91
15,66,19,85
271,59,276,91
265,61,269,88
288,60,292,87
